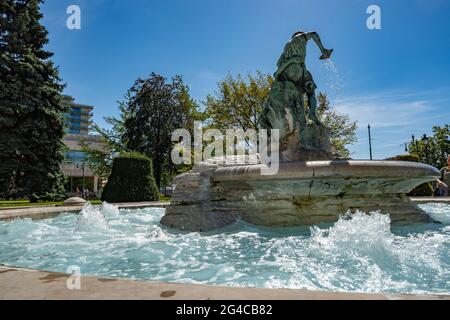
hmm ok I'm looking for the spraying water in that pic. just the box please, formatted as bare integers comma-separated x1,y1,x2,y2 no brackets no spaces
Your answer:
101,202,120,218
76,202,109,232
321,59,344,95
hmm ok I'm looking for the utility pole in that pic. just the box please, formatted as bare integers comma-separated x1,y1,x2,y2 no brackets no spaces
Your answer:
82,162,85,194
368,124,373,160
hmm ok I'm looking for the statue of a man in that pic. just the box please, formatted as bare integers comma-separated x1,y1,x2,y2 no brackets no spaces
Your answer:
258,30,334,161
274,31,333,124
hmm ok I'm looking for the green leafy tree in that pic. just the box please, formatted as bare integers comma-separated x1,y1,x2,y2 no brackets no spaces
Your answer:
122,73,199,187
315,93,358,158
204,72,357,158
79,97,129,178
81,76,201,187
204,71,272,131
0,0,66,201
409,124,450,169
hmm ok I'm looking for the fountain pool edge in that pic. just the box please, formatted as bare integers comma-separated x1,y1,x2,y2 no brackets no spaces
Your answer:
0,201,170,222
0,265,448,300
1,198,449,222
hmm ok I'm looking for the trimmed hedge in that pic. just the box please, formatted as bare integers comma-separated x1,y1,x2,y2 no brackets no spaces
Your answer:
101,152,159,202
388,154,420,162
387,154,433,196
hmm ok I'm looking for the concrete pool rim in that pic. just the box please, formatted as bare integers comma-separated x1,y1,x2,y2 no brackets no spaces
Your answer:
0,265,448,300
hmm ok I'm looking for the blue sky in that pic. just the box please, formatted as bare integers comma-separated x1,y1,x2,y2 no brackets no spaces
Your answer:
41,0,450,159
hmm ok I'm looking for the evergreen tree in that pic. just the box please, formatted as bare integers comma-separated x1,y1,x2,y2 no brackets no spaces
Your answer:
0,0,66,201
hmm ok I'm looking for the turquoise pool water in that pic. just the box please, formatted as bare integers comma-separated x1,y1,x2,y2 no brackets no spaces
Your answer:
0,202,449,295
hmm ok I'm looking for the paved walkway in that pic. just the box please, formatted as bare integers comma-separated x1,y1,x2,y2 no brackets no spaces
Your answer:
0,266,447,300
410,196,450,203
0,201,169,221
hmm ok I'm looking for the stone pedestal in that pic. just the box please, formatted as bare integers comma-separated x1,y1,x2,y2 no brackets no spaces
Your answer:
161,160,440,231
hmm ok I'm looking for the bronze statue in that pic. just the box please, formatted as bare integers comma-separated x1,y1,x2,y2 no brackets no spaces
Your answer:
259,31,334,161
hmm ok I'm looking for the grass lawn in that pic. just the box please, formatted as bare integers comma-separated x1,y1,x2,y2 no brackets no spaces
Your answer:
0,199,102,208
0,196,169,208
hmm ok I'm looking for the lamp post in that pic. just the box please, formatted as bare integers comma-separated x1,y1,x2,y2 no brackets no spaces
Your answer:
76,162,85,197
421,134,430,164
82,162,85,195
412,134,419,154
368,124,373,160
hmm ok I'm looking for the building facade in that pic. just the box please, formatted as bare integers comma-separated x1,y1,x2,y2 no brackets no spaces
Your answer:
63,95,93,135
61,96,105,196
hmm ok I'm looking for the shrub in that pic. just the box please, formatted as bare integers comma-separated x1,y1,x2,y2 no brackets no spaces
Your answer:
101,152,159,202
387,154,433,196
387,154,420,162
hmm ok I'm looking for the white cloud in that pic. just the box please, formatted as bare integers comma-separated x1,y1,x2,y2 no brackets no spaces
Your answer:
333,88,450,127
331,89,450,159
335,99,433,128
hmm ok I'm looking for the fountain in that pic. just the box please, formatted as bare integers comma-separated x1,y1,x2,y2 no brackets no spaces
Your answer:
160,30,439,231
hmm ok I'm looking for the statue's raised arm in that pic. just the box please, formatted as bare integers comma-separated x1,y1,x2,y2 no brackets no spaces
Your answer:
302,31,333,60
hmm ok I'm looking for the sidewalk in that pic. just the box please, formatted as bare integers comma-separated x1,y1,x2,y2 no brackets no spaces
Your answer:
0,265,447,300
410,196,450,203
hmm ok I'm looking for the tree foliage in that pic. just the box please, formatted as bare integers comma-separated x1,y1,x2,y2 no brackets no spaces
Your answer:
204,71,272,131
82,73,201,187
204,72,357,158
316,93,358,158
0,0,66,201
122,73,201,187
79,96,129,179
408,124,450,169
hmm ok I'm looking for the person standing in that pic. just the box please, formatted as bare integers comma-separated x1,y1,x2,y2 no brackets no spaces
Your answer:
436,155,450,196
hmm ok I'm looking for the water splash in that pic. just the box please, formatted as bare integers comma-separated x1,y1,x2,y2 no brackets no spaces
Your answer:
0,204,449,295
101,202,120,218
310,211,396,263
76,202,109,232
320,59,344,94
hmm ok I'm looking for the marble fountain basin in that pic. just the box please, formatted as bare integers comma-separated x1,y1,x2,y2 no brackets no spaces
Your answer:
161,160,440,231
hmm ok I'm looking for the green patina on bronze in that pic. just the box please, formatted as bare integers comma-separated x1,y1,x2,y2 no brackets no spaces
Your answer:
259,31,334,161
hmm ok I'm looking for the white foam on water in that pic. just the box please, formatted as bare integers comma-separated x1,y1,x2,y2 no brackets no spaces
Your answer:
101,202,120,218
305,210,449,294
310,211,397,267
0,204,448,295
76,202,109,232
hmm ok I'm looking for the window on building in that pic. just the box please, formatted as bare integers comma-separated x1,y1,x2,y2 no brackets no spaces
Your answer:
64,150,86,163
